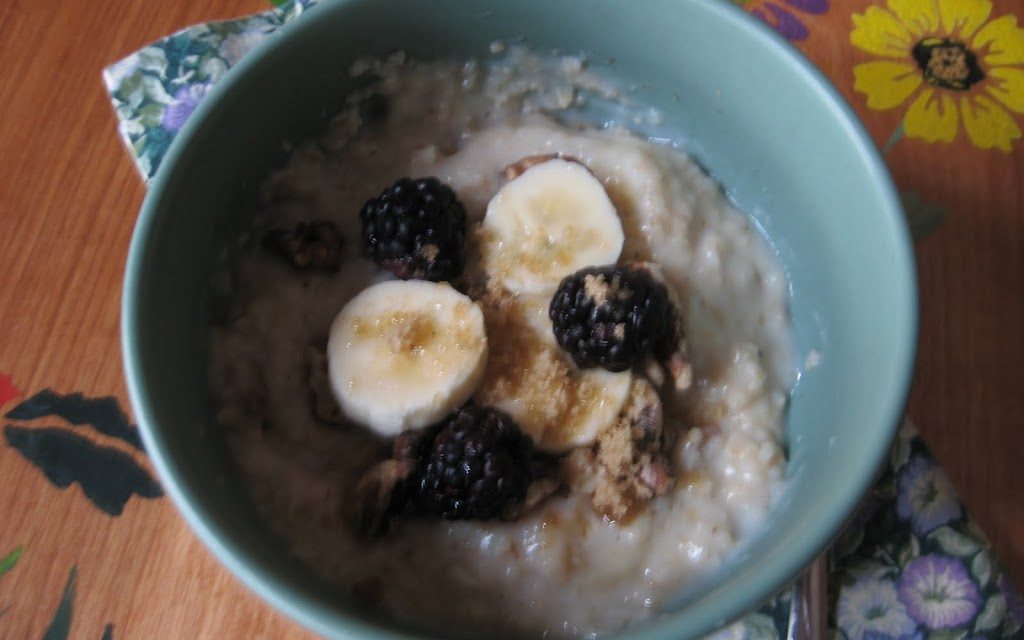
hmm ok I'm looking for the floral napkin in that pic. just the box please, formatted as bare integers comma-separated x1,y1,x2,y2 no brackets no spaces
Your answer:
102,1,1024,638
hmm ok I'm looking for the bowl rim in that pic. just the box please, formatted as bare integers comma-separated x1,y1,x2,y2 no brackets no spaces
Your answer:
122,0,918,638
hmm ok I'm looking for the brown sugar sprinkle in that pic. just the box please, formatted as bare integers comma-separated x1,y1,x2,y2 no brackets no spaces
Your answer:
561,376,674,523
393,315,437,354
473,283,610,450
353,307,481,357
582,272,632,307
583,273,610,305
352,312,438,356
419,243,440,263
470,280,679,522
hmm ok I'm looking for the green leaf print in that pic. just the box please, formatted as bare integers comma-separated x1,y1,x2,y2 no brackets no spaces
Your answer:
974,593,1007,633
929,526,982,558
42,566,76,640
741,613,778,639
832,526,865,563
889,427,912,469
0,546,24,578
139,75,174,105
115,73,142,106
137,103,165,128
971,549,993,587
896,534,920,568
199,56,228,83
900,191,948,241
135,48,168,77
119,74,173,110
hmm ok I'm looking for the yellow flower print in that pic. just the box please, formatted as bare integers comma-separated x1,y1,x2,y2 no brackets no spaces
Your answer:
851,0,1024,152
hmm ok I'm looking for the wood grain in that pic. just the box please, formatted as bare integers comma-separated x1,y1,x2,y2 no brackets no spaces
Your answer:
0,1,314,637
0,0,1020,637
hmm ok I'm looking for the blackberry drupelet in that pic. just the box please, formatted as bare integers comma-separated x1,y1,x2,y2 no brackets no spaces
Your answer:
360,177,467,281
549,265,673,372
414,406,534,520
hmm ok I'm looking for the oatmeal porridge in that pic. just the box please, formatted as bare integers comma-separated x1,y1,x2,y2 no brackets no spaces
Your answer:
208,49,794,637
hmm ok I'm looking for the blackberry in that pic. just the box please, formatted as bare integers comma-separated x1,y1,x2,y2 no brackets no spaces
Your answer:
360,177,467,281
549,265,673,372
414,406,534,520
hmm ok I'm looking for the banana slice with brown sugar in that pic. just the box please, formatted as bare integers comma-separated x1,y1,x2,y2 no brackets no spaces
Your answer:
473,286,631,453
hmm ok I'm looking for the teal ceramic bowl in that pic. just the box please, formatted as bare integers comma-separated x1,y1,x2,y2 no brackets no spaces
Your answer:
122,0,917,638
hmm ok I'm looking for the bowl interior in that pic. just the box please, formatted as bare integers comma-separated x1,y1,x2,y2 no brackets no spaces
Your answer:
123,0,916,638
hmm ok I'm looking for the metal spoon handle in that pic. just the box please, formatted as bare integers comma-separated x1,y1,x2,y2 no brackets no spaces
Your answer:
787,553,828,640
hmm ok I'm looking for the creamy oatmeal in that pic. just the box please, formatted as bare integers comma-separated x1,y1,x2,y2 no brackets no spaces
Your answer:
208,49,794,637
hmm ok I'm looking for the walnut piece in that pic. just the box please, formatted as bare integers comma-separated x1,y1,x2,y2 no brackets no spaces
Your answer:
353,458,415,538
501,475,563,521
263,220,344,272
562,377,675,522
350,429,436,537
500,153,585,182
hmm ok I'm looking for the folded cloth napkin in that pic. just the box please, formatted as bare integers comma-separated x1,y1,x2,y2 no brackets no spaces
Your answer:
103,2,1024,637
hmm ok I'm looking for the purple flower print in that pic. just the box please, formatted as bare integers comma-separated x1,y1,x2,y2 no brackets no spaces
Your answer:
896,455,961,536
899,555,981,630
161,83,209,132
837,577,918,640
746,0,829,42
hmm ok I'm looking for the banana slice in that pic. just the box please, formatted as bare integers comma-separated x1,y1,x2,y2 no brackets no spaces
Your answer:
480,158,625,294
327,280,487,436
473,287,631,453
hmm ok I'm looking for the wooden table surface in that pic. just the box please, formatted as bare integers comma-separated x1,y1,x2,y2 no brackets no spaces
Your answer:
0,0,1021,637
